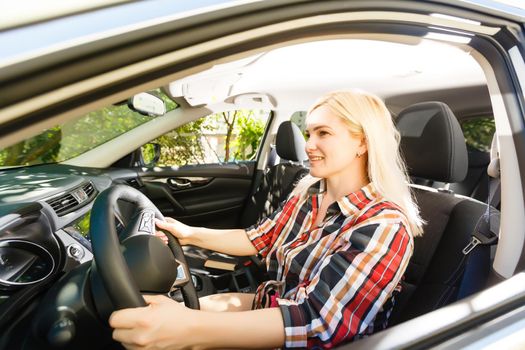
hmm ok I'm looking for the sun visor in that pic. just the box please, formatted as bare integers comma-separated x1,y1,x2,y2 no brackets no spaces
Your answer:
167,72,242,107
166,53,265,107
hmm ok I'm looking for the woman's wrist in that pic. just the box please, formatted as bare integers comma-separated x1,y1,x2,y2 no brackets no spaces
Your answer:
181,225,202,246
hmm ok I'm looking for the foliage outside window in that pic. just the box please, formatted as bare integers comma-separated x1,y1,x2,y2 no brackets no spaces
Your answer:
461,117,495,152
153,110,269,166
0,89,177,167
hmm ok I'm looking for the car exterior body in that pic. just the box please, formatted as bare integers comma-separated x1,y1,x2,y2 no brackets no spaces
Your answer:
1,1,525,349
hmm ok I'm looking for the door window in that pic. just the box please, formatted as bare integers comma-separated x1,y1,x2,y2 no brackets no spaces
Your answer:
151,110,270,166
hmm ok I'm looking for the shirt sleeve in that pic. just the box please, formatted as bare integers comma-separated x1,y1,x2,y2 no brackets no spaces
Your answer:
277,219,414,348
245,195,299,258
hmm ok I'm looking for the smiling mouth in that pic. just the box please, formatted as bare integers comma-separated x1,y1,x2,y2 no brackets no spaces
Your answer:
309,156,324,161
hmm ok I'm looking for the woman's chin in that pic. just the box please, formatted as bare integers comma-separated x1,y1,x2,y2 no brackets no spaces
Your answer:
309,168,324,178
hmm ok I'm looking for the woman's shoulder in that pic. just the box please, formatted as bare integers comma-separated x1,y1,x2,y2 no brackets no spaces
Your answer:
354,197,411,230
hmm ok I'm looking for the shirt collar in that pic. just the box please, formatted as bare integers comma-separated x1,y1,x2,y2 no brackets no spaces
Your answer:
307,179,378,217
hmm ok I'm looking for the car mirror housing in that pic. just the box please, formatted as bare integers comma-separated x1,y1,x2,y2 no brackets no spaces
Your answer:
128,92,166,116
140,143,161,167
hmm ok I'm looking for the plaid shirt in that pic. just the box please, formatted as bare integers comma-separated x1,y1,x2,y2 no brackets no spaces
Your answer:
246,181,413,349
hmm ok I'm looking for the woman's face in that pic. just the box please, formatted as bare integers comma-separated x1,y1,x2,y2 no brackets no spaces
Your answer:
305,106,366,180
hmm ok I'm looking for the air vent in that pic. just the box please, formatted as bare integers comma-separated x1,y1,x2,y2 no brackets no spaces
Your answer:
82,182,96,197
47,193,78,216
46,182,97,216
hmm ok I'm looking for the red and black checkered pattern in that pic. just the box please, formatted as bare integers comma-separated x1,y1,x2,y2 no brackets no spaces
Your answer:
246,180,413,349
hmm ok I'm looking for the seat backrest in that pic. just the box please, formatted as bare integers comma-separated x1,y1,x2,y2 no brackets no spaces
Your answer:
449,146,490,201
411,147,490,202
390,102,490,324
239,121,309,228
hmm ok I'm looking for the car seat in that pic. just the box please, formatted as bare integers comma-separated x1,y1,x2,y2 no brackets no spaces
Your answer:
239,121,309,227
390,101,494,324
411,145,491,202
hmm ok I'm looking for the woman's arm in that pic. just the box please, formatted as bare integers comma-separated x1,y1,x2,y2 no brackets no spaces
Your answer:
199,292,255,312
110,294,285,349
156,218,257,256
156,195,291,258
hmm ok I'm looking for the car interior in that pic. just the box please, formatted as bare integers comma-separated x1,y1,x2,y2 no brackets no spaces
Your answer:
1,2,524,349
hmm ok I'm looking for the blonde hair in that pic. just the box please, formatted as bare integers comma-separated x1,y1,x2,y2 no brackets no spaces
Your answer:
292,90,424,236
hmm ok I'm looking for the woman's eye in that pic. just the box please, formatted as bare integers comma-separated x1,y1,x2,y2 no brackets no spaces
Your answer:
319,130,329,136
304,132,310,139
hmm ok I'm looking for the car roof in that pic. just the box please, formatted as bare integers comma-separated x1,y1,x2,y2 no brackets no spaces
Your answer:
169,37,489,117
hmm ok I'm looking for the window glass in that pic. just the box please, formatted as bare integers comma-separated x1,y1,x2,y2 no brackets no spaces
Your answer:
0,89,176,167
461,117,496,152
153,110,270,166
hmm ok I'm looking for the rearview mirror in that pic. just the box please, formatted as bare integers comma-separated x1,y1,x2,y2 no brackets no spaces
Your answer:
129,92,166,116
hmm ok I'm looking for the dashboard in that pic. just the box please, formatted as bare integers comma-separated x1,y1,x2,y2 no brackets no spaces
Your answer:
0,164,259,331
0,165,127,310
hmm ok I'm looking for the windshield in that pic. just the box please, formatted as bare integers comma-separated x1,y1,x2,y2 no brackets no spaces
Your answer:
0,92,177,168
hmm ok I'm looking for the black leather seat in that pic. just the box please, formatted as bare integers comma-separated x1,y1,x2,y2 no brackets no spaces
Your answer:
412,146,490,202
449,146,490,201
390,102,491,324
239,121,309,228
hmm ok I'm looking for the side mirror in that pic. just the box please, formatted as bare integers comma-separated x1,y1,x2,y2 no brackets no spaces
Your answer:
140,143,161,167
129,92,166,116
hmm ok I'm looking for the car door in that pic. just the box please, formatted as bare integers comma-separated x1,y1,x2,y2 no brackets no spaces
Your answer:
339,1,525,348
2,1,525,349
135,109,272,228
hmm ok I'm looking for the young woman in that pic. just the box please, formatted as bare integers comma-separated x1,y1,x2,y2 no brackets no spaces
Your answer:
110,90,423,349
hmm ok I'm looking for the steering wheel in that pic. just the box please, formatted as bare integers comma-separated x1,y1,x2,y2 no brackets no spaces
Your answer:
89,185,199,311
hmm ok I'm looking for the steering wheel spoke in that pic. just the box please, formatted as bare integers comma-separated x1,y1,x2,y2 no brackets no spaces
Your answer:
118,208,156,240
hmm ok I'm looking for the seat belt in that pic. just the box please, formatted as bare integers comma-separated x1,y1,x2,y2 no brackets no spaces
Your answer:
457,177,500,299
461,178,500,255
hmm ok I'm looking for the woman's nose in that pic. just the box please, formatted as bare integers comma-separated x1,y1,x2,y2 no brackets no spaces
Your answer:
305,137,316,151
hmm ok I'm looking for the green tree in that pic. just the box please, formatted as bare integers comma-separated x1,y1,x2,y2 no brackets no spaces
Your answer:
233,112,266,160
0,89,176,167
462,117,495,152
148,109,269,167
156,118,212,165
0,127,62,166
219,111,239,162
0,106,153,167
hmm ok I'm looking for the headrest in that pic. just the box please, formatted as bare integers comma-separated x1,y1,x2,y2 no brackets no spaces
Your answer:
396,102,468,183
276,121,308,162
487,134,500,179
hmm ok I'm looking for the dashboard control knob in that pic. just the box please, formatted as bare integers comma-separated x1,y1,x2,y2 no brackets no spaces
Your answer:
67,244,85,261
47,317,75,347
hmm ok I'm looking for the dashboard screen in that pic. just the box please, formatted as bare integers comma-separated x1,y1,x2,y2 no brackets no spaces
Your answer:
71,211,91,240
64,211,92,251
64,211,124,251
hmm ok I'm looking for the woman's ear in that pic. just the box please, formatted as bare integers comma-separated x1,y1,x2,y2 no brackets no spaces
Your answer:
359,137,368,155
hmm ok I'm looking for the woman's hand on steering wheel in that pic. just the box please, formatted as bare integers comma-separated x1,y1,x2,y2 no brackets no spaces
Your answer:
155,217,194,246
110,294,201,350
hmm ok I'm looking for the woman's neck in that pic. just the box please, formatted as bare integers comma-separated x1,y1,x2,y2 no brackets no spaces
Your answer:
324,167,369,201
